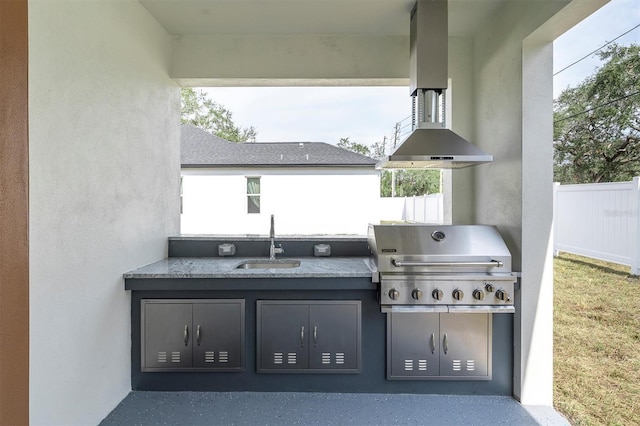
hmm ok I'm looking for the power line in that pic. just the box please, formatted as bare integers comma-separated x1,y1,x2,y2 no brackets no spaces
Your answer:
554,90,640,124
553,23,640,76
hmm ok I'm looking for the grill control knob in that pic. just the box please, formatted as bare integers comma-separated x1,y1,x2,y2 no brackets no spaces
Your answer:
452,289,464,301
432,289,444,301
411,289,423,300
473,289,485,301
388,288,400,301
495,289,509,302
485,283,495,293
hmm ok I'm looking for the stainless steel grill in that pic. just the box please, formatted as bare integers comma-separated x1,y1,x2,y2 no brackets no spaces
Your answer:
368,224,517,313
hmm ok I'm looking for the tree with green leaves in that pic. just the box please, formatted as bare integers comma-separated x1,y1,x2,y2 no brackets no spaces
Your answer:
181,88,257,142
337,137,372,156
554,43,640,183
380,169,441,197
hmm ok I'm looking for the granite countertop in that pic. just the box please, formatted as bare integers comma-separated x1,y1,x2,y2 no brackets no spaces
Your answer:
123,257,374,280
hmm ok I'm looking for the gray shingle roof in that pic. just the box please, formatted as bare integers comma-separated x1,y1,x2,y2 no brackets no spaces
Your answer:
181,124,377,168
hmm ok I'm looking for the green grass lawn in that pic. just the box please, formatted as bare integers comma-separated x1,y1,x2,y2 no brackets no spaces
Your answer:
554,253,640,425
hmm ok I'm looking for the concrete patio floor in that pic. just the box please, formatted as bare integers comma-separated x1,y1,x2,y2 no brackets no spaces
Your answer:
100,392,569,425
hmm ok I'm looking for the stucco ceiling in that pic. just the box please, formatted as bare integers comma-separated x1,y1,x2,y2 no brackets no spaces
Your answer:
139,0,507,38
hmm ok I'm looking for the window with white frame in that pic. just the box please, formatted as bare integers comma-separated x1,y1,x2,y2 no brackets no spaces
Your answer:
246,176,261,214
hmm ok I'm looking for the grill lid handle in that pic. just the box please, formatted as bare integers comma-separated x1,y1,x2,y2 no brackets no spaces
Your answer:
391,259,504,268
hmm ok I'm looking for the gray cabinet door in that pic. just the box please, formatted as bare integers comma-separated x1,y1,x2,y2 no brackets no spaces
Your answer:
142,299,245,372
439,313,489,377
388,312,440,378
193,301,244,369
309,302,360,370
143,302,193,369
258,303,309,370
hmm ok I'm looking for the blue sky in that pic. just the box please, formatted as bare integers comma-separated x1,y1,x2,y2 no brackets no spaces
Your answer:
202,86,409,145
553,0,639,98
204,0,639,145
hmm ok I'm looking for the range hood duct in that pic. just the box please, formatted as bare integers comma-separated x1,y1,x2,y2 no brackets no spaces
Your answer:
377,0,492,170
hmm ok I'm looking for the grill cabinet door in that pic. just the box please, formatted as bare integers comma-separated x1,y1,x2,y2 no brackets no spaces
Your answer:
258,302,309,371
388,312,439,378
308,302,360,371
439,313,489,377
192,301,244,369
143,302,193,369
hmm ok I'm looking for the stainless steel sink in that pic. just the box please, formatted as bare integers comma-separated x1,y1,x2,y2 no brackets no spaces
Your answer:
235,259,301,269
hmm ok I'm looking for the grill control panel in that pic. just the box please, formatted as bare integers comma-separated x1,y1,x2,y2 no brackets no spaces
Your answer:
381,277,515,307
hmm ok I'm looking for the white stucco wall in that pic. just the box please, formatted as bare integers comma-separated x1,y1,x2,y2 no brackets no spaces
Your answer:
473,5,539,404
471,0,582,405
29,1,179,424
172,34,408,87
181,169,380,235
447,37,476,225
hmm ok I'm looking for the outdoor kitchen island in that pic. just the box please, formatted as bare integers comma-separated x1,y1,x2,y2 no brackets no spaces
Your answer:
124,234,514,395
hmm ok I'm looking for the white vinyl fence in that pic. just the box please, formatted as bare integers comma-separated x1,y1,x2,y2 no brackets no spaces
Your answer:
379,193,444,224
553,177,640,275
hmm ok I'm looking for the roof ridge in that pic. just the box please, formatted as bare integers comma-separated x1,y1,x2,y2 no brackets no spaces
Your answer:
181,124,377,167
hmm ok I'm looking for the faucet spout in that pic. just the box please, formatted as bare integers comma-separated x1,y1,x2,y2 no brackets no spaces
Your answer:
269,214,284,259
270,214,275,239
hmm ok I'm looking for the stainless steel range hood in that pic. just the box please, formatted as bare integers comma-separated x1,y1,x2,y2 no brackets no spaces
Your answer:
377,0,492,170
380,128,493,169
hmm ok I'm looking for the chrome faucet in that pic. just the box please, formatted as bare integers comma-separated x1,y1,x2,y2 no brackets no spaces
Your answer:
269,214,284,259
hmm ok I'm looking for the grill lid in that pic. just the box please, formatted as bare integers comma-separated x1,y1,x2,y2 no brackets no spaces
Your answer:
368,224,513,274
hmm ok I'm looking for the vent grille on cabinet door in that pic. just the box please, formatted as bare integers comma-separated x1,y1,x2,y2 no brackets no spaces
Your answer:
404,359,428,372
287,353,297,364
452,360,462,371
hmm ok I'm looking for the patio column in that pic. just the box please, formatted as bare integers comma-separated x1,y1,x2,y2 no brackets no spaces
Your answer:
0,0,29,424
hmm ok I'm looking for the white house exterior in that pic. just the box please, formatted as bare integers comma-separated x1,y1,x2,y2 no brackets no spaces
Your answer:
0,0,612,424
181,124,380,235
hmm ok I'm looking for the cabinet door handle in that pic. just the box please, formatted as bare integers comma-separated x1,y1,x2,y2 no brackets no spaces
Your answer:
443,333,448,355
313,326,317,347
300,326,305,348
184,325,189,346
196,325,201,346
430,333,436,354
